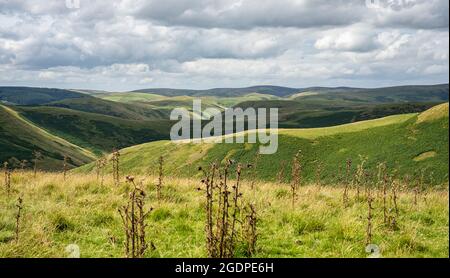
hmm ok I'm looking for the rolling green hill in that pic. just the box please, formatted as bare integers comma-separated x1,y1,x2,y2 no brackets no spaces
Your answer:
15,106,173,154
0,87,171,120
291,84,449,104
104,84,449,128
131,84,449,100
96,92,280,110
0,105,96,169
77,103,449,186
233,100,439,128
46,97,170,120
2,85,448,171
0,87,85,105
131,85,299,97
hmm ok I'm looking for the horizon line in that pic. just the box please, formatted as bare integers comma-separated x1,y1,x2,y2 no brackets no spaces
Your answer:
0,82,449,93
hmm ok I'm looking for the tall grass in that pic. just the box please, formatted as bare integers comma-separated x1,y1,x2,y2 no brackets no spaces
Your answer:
0,171,448,258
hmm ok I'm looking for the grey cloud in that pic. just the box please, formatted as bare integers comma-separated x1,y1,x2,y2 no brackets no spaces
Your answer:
134,0,448,30
135,0,364,29
373,0,449,29
3,12,295,70
0,0,70,15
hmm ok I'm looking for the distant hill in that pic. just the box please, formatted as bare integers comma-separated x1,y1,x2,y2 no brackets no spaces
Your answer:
131,84,449,100
132,86,301,97
291,84,449,104
77,103,449,186
0,87,85,105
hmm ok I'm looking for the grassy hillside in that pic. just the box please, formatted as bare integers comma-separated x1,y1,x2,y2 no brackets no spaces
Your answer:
291,84,449,104
99,84,448,129
99,92,167,103
77,103,449,185
97,92,280,110
0,87,171,120
234,100,438,128
15,106,173,154
0,172,448,258
0,87,85,105
0,105,96,169
46,97,170,120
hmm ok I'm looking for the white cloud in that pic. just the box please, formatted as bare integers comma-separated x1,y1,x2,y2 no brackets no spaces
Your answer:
315,24,380,52
0,0,448,90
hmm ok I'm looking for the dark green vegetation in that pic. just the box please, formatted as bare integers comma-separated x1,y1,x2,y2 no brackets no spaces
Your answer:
0,105,95,169
15,106,172,154
0,87,85,105
78,103,449,186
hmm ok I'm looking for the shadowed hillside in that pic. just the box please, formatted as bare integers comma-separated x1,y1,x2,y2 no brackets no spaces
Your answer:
0,105,96,169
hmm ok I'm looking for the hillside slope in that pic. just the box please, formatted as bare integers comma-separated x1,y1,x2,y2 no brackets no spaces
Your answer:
15,106,173,154
77,103,449,185
0,87,85,105
0,105,96,169
0,86,171,120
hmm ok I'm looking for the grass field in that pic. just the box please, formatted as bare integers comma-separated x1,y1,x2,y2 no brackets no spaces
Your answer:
0,172,448,258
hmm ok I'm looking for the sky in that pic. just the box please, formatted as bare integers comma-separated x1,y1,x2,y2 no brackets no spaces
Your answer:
0,0,449,91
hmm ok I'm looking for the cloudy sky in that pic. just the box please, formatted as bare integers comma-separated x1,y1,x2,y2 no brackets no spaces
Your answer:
0,0,448,91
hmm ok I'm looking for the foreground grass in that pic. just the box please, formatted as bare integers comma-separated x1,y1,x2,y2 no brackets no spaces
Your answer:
0,172,448,258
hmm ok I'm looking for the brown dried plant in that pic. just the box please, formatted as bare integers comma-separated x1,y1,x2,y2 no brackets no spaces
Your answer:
243,203,258,257
95,156,107,185
19,160,28,171
366,186,374,246
32,150,42,178
3,161,11,194
291,150,302,209
111,149,120,186
156,156,164,201
118,176,153,258
277,160,287,184
62,155,70,181
15,196,23,243
343,158,352,207
198,160,247,258
354,156,368,200
249,152,260,190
